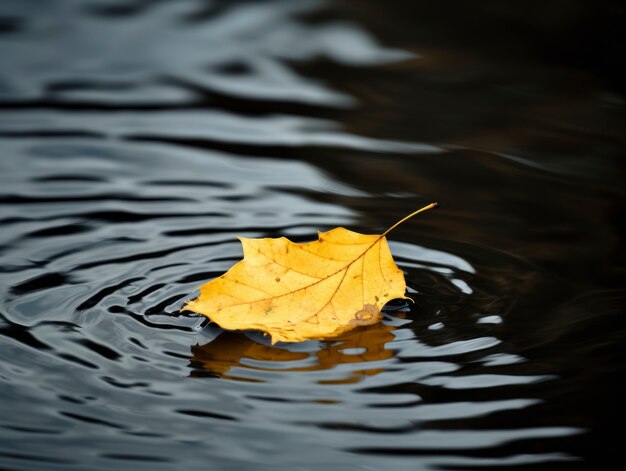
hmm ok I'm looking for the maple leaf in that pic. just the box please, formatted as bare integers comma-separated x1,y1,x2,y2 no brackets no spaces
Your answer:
184,203,438,343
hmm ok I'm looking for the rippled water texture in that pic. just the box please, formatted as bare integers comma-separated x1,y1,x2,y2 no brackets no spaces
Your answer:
1,1,625,470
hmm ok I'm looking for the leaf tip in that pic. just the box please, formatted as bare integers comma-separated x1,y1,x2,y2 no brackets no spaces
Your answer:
180,298,195,313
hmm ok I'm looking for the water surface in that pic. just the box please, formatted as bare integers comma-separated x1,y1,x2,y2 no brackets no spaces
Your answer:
1,1,624,470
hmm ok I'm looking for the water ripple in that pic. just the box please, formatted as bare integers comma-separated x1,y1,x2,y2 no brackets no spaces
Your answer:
0,0,615,469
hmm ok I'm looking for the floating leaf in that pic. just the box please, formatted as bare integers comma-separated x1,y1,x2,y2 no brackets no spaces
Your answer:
184,203,438,343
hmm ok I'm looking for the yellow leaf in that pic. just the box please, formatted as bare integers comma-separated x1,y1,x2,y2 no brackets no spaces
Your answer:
184,203,438,343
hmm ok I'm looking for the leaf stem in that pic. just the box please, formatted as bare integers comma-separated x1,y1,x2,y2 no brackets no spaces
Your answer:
382,202,439,236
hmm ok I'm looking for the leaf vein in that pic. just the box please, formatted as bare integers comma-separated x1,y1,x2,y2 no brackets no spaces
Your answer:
214,237,384,310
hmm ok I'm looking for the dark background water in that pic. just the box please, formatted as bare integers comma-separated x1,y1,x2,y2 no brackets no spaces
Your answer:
1,1,624,470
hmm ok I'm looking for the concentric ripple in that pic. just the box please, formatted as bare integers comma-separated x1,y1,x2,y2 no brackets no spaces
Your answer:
0,138,581,469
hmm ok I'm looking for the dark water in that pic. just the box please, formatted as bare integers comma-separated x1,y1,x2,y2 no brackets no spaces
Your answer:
1,1,624,470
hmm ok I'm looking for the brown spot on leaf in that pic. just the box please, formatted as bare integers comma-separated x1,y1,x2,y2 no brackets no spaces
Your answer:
275,277,281,282
350,304,380,326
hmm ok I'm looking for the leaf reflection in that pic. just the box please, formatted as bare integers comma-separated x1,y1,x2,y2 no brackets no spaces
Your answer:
189,317,399,383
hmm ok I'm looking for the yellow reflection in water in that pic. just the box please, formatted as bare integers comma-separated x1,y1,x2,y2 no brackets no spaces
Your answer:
190,317,399,384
